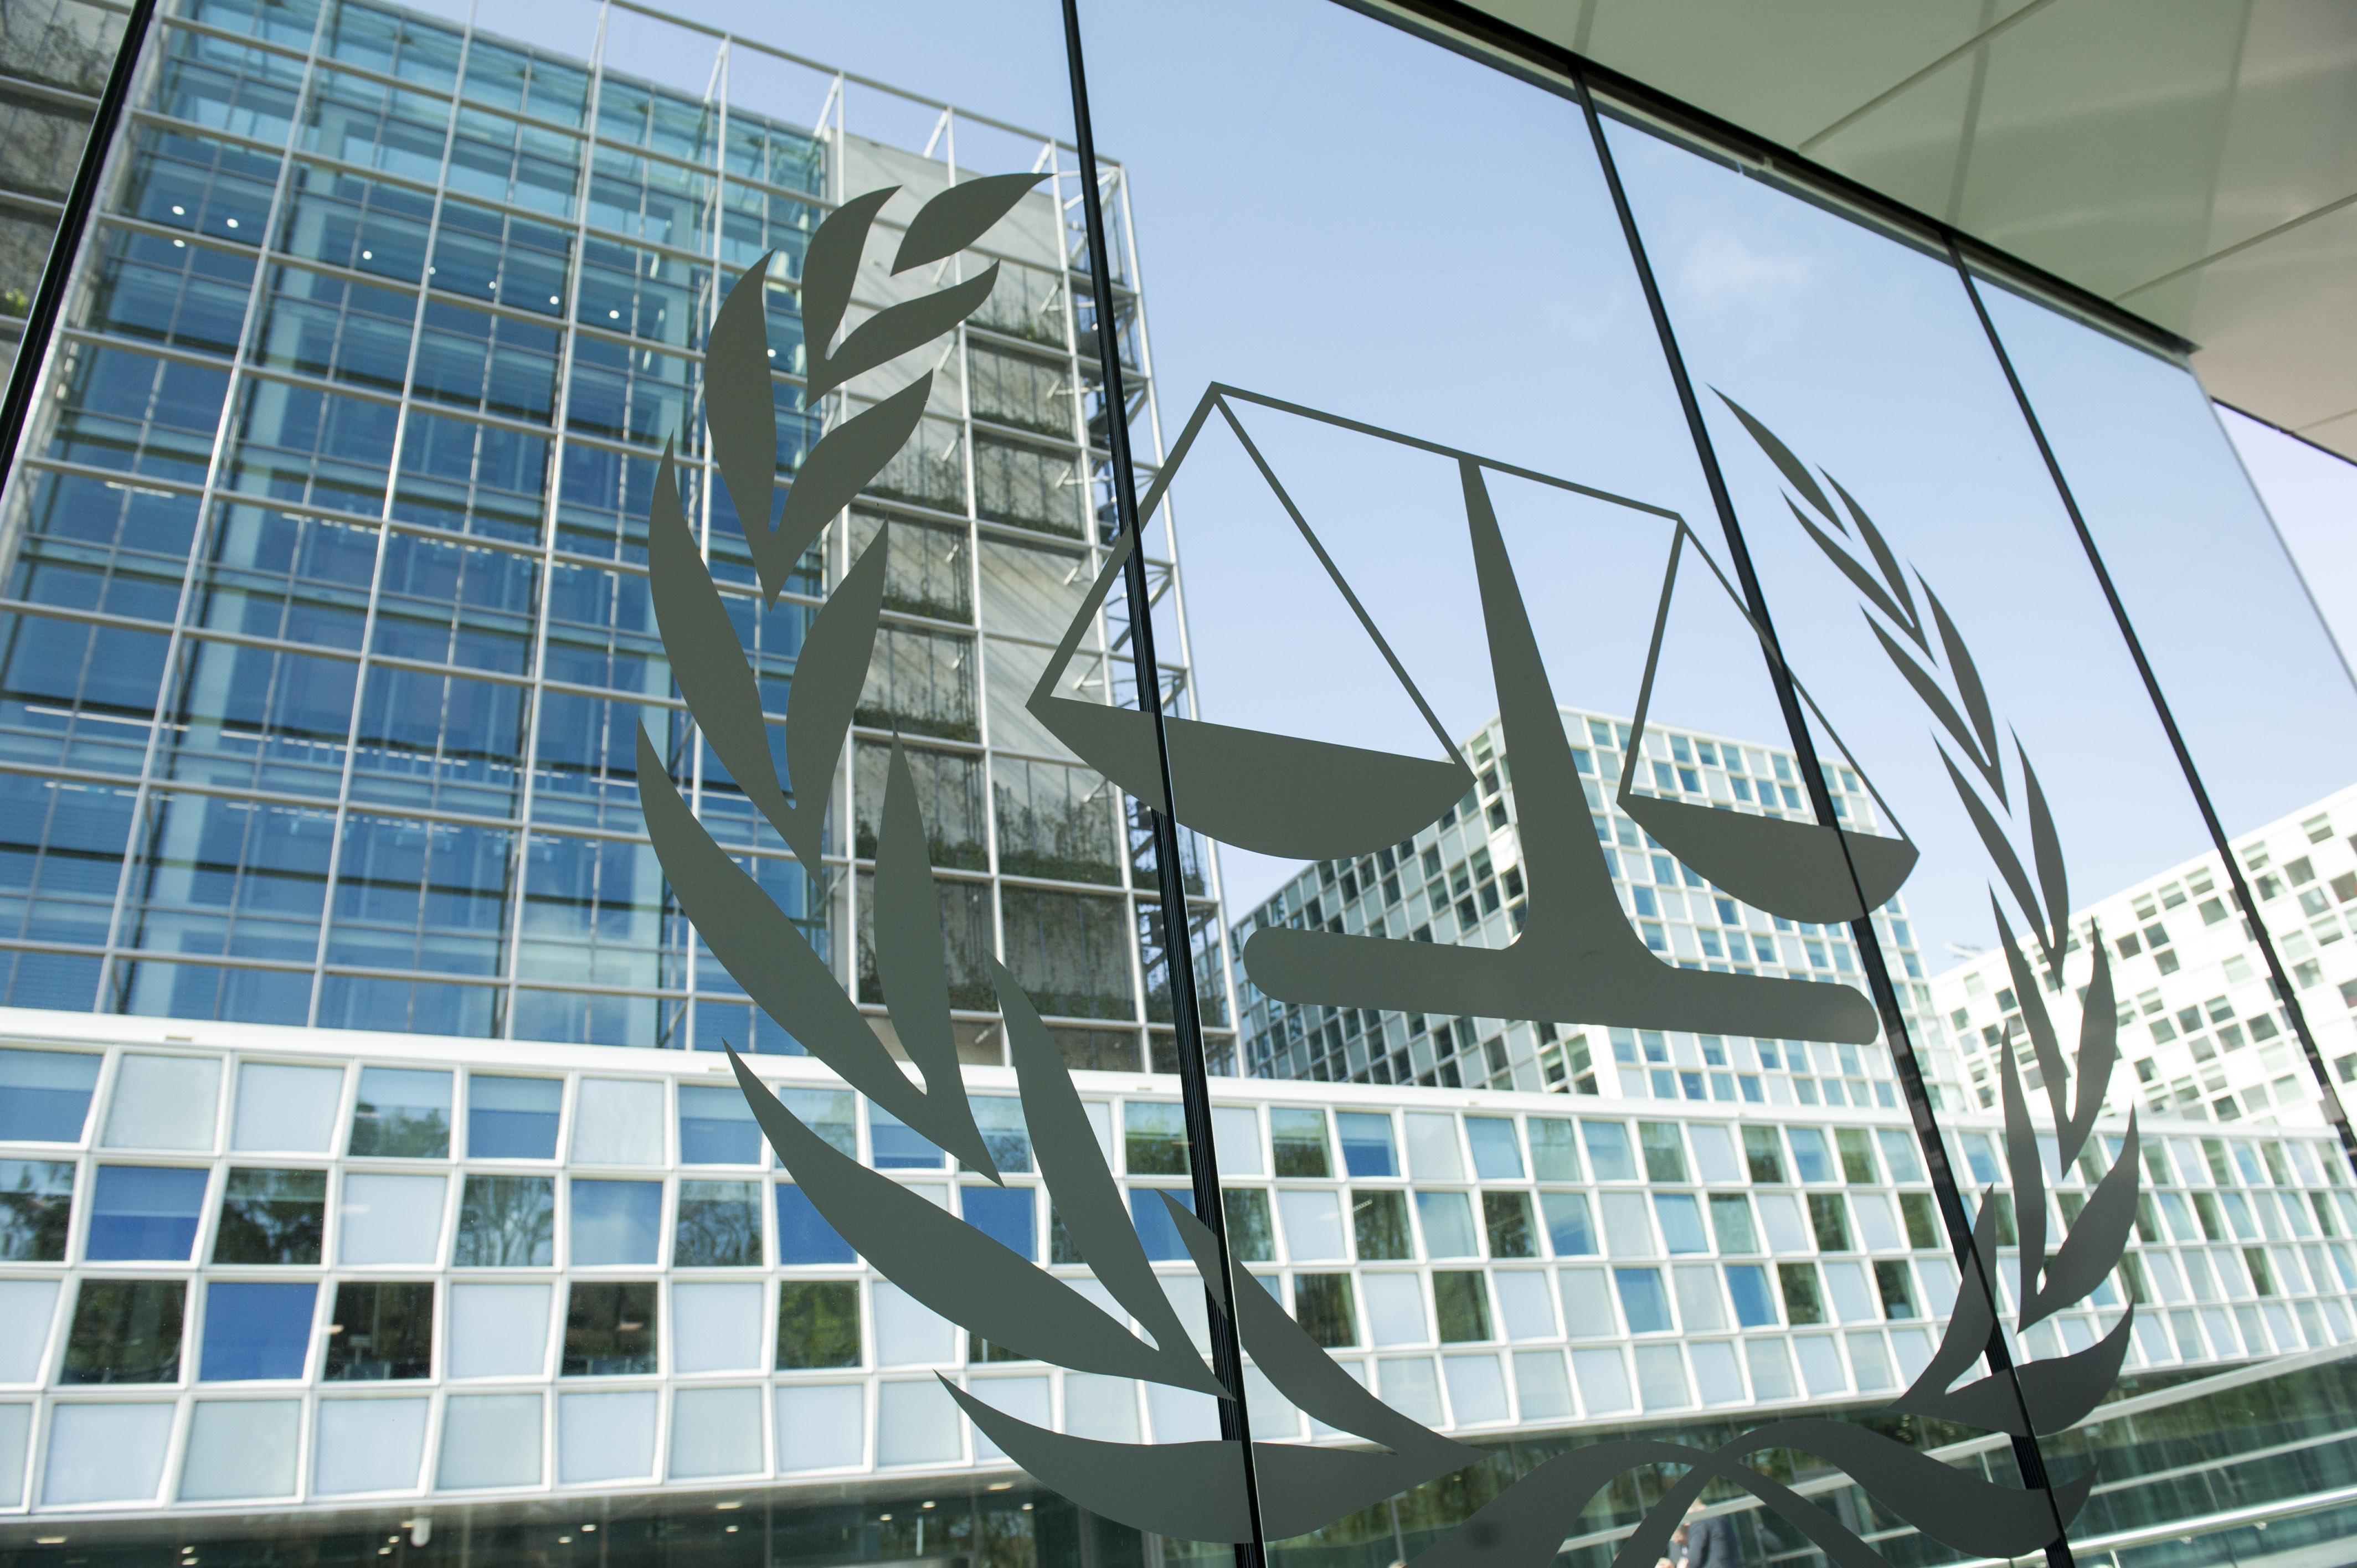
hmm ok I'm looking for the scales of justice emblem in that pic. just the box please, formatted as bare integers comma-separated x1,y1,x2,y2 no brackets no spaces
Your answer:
641,171,2134,1566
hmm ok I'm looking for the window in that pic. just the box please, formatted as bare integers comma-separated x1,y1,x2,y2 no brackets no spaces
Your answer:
1787,1127,1834,1182
1434,1271,1493,1341
1582,1121,1636,1180
675,1180,762,1267
1223,1188,1274,1261
1899,1193,1941,1250
348,1066,452,1157
1874,1261,1918,1318
1292,1273,1356,1347
776,1281,859,1369
200,1281,316,1380
1465,1117,1524,1179
1835,1129,1879,1183
1336,1112,1397,1176
1655,1194,1709,1254
570,1178,662,1266
970,1096,1032,1173
0,1160,73,1261
1527,1117,1579,1180
776,1185,855,1265
1415,1191,1479,1257
869,1105,944,1169
960,1185,1037,1260
1124,1102,1188,1175
213,1168,326,1265
1614,1267,1672,1333
1638,1123,1687,1183
1354,1190,1412,1260
1742,1125,1786,1183
1876,1130,1924,1183
1269,1107,1331,1177
678,1085,761,1165
1777,1263,1824,1325
1483,1192,1536,1258
1707,1194,1757,1253
61,1280,185,1383
451,1175,555,1266
564,1281,656,1374
1725,1265,1777,1327
88,1165,208,1260
324,1282,434,1379
466,1075,560,1158
0,1049,100,1142
1808,1194,1854,1251
1540,1191,1596,1255
1129,1187,1195,1261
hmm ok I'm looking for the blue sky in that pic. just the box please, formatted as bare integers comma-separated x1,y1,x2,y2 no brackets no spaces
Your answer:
493,0,2357,963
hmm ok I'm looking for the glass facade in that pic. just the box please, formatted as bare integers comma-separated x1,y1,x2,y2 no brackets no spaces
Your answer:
0,0,1237,1073
0,0,2354,1563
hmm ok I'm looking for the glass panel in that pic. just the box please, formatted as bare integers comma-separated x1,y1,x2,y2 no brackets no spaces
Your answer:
198,1281,315,1380
454,1174,555,1266
775,1184,853,1266
101,1053,221,1150
563,1281,656,1375
776,1281,860,1370
347,1065,451,1157
465,1074,560,1158
674,1179,761,1267
1414,1190,1479,1258
212,1167,326,1264
569,1177,661,1266
323,1281,434,1379
677,1084,761,1166
570,1077,667,1166
336,1172,445,1264
1465,1117,1525,1180
231,1062,344,1152
1335,1112,1397,1177
86,1165,208,1260
60,1279,184,1383
0,1159,72,1261
1121,1101,1187,1175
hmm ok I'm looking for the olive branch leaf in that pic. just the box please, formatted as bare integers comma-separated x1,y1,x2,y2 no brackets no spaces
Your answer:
1723,401,2140,1447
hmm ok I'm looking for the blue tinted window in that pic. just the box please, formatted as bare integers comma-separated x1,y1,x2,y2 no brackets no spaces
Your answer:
1465,1117,1524,1180
1614,1267,1672,1333
970,1096,1032,1174
1787,1127,1834,1183
200,1281,316,1380
1129,1187,1195,1261
1654,1194,1708,1254
1726,1264,1778,1327
869,1105,943,1169
775,1184,853,1265
678,1084,761,1165
1582,1121,1636,1180
569,1177,661,1265
88,1165,209,1260
466,1074,560,1158
1540,1192,1596,1255
961,1185,1036,1261
1335,1112,1396,1177
349,1066,451,1158
0,1049,100,1141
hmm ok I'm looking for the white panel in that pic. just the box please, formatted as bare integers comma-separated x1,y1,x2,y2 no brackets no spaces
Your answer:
776,1384,863,1471
572,1079,665,1166
313,1399,429,1494
1690,1342,1746,1405
0,1280,58,1382
1376,1356,1443,1426
1756,1193,1809,1251
1442,1354,1509,1424
1211,1105,1262,1175
1492,1271,1555,1339
43,1403,172,1504
448,1283,553,1379
1635,1345,1691,1410
672,1282,765,1373
1403,1112,1463,1180
1061,1373,1139,1442
439,1394,543,1489
965,1374,1049,1462
1687,1123,1741,1184
1360,1273,1427,1345
1599,1193,1655,1256
1918,1257,1959,1317
877,1378,962,1464
1243,1365,1299,1440
558,1390,658,1483
1851,1192,1902,1251
1793,1334,1848,1396
872,1282,957,1366
1571,1348,1632,1413
1847,1332,1895,1391
1821,1261,1876,1323
181,1401,300,1500
1510,1349,1572,1421
1082,1102,1113,1163
1157,1275,1211,1354
1275,1189,1344,1261
1558,1268,1614,1338
232,1063,344,1153
0,1402,25,1507
1746,1338,1797,1400
670,1386,763,1478
1672,1267,1725,1332
102,1054,221,1151
1145,1383,1218,1442
339,1173,448,1265
1890,1327,1935,1382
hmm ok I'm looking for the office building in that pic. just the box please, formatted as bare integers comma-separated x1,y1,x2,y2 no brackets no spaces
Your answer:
1233,708,1955,1111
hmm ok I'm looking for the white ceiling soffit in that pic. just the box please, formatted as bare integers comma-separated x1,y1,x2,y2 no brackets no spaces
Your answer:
1459,0,2357,461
